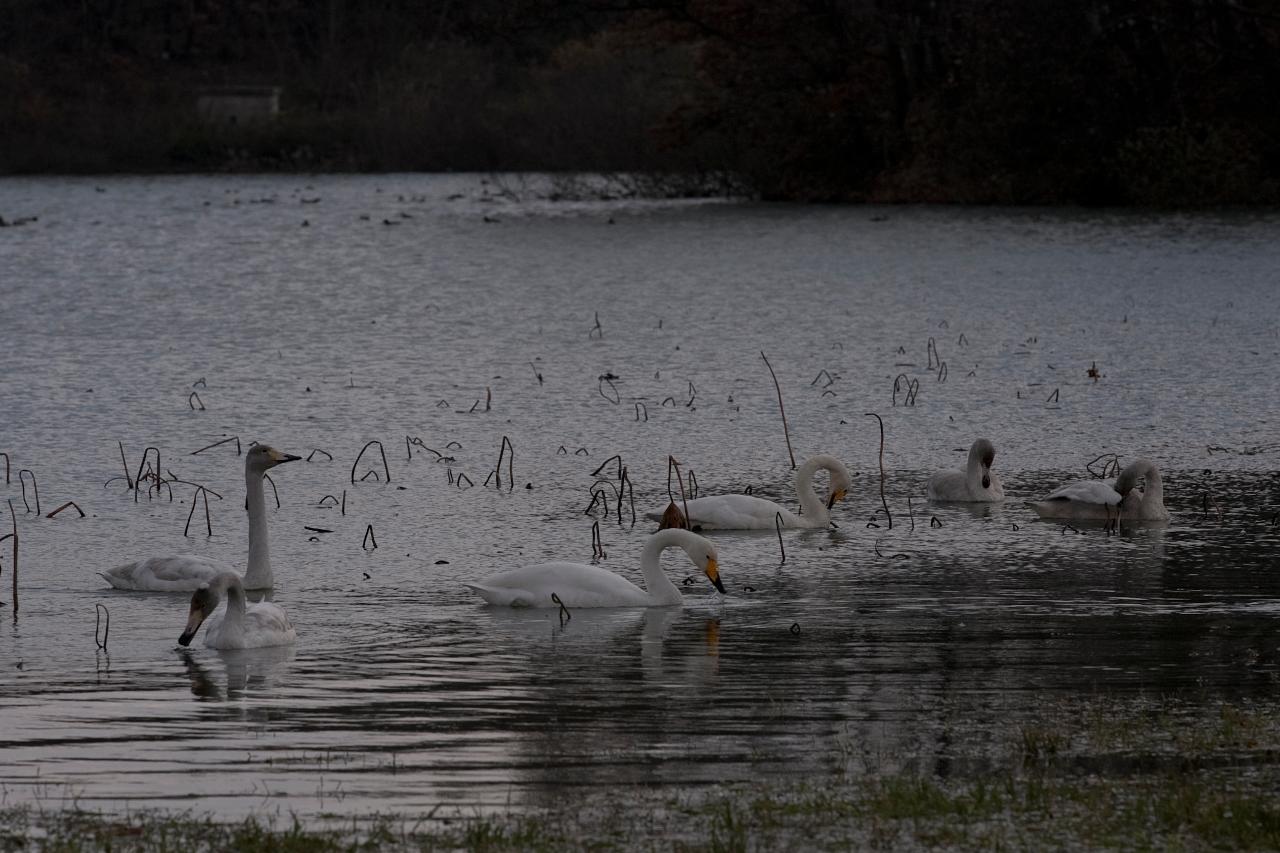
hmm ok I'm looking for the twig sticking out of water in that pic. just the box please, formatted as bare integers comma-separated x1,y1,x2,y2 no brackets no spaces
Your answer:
493,436,514,490
351,440,391,484
307,449,333,462
133,448,162,502
635,402,648,422
1,452,10,485
811,370,836,388
362,525,378,550
95,603,110,651
192,377,206,388
760,351,796,469
687,470,699,500
191,435,241,456
892,374,920,407
958,333,969,347
342,490,347,515
864,413,892,530
666,456,693,529
3,499,17,614
775,512,786,565
1046,388,1060,403
18,470,39,515
405,437,442,461
619,467,636,526
46,501,84,519
591,521,607,560
184,487,213,537
790,623,801,635
456,473,474,489
588,312,604,339
937,362,948,382
485,386,492,412
927,337,940,370
552,592,571,626
263,474,280,509
685,381,696,407
908,496,915,532
188,392,205,411
529,361,544,386
115,442,132,489
930,516,942,528
1087,454,1122,479
598,376,620,404
319,495,340,507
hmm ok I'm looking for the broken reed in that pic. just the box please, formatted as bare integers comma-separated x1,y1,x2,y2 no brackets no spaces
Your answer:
3,499,16,614
666,455,693,530
351,440,391,484
590,520,606,560
95,603,110,651
864,412,893,529
775,512,786,564
1,451,8,484
18,469,39,515
493,436,514,490
760,351,797,469
184,486,213,537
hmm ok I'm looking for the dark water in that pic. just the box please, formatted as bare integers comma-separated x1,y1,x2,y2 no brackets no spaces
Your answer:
1,175,1278,817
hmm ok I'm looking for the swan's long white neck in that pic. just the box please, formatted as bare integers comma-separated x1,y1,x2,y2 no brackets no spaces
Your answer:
965,444,988,492
794,455,841,522
243,465,272,589
213,572,247,641
639,530,699,605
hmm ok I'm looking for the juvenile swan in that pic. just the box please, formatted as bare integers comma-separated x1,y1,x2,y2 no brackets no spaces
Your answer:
465,529,725,608
645,454,851,530
927,438,1005,502
178,571,296,649
100,445,300,591
1031,458,1169,521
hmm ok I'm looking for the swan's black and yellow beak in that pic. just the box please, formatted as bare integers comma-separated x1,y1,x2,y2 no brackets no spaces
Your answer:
705,558,726,594
178,608,207,647
826,488,848,510
982,474,992,489
272,449,301,464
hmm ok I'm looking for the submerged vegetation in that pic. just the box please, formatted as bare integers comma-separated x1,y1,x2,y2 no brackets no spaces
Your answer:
5,697,1280,850
1,1,1278,204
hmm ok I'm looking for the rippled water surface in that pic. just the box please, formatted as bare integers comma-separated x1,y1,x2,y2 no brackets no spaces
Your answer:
1,175,1278,818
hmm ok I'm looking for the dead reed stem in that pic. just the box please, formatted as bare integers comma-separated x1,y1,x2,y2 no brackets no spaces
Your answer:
1,452,9,484
7,499,17,614
18,470,39,515
190,436,240,456
184,487,212,537
591,521,606,560
351,440,391,484
46,501,84,519
760,351,796,469
362,525,378,550
864,413,893,529
494,436,514,490
95,603,110,651
667,456,692,529
775,512,786,564
116,442,132,489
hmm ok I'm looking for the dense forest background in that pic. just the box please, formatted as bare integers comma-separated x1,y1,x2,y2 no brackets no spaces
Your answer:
1,0,1278,203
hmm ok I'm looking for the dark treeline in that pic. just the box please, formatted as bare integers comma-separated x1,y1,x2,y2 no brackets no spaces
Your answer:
2,0,1278,203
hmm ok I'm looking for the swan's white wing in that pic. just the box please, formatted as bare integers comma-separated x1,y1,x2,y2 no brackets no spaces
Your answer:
1040,479,1122,506
100,555,231,591
927,471,967,501
650,495,804,530
467,561,653,608
204,601,296,649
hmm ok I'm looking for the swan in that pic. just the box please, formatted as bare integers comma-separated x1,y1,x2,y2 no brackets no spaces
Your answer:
927,438,1004,502
644,454,851,530
465,529,725,608
178,571,296,649
1030,458,1170,521
100,444,300,591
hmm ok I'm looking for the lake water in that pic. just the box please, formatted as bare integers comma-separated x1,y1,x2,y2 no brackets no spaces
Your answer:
1,174,1278,819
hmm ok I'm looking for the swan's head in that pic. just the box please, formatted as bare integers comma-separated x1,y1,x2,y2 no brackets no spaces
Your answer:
247,444,301,473
178,583,220,646
692,539,726,594
1114,459,1159,495
970,438,996,489
826,468,853,509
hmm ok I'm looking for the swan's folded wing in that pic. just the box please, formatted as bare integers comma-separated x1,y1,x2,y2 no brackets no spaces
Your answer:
242,602,297,647
101,555,229,591
679,494,792,529
1039,480,1122,505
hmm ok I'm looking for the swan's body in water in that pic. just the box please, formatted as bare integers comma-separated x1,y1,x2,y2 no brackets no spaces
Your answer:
644,455,851,530
100,445,300,591
927,438,1004,502
465,529,725,608
178,571,296,649
1031,458,1169,521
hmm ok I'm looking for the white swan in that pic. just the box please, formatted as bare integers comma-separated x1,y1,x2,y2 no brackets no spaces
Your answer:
100,445,300,591
644,454,851,530
927,438,1004,502
465,529,725,608
1031,458,1170,521
178,571,296,649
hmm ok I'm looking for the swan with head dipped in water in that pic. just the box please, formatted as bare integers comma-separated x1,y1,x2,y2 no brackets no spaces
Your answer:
1031,458,1169,521
927,438,1004,502
178,571,296,649
465,529,725,608
645,454,851,530
100,444,300,591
